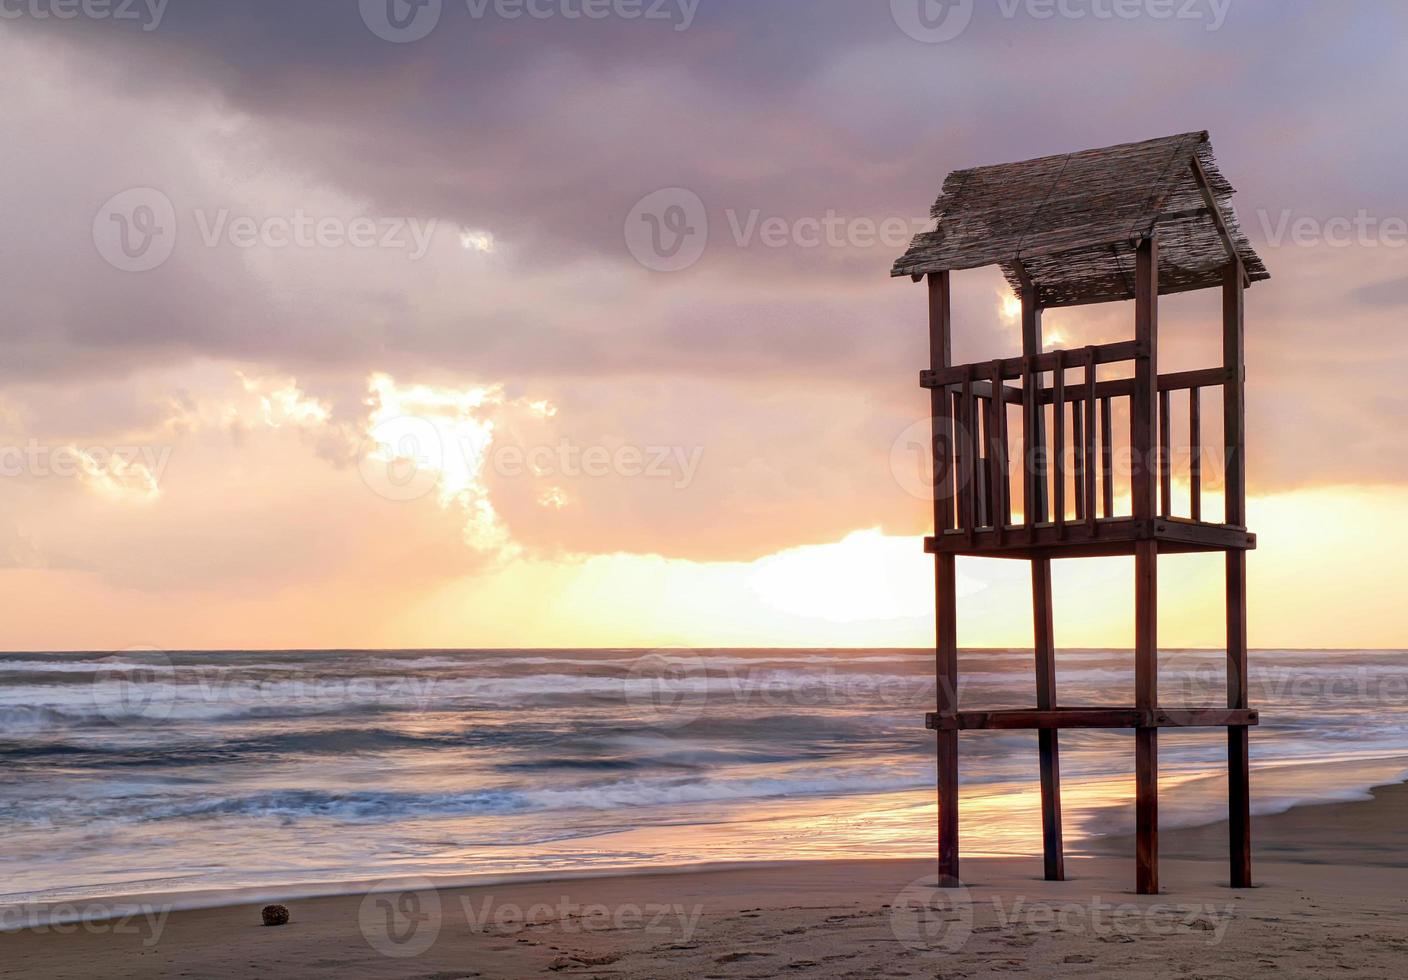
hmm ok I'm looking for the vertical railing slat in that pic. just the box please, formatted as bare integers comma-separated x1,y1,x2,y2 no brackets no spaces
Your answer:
1084,348,1097,532
957,385,968,532
1053,350,1066,535
991,360,1010,537
1189,386,1202,522
1022,355,1036,529
1159,388,1172,518
1072,400,1085,522
985,388,996,529
1100,395,1114,518
964,368,978,544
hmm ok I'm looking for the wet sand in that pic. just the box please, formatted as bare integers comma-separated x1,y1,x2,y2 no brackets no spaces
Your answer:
6,782,1408,978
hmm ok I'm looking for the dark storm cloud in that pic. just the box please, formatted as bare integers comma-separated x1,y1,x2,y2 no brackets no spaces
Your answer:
4,0,1408,499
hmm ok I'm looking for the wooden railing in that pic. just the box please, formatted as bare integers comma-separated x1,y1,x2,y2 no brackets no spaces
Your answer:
921,342,1234,538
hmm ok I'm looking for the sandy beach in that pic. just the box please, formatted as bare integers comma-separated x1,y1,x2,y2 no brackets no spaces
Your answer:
6,780,1407,979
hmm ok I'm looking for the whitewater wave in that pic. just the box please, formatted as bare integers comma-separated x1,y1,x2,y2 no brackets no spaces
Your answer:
4,769,935,827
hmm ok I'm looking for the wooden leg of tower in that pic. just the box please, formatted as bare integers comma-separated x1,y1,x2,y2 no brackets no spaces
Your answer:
1135,727,1159,895
1222,257,1251,888
1131,237,1160,895
937,730,959,886
1031,557,1064,881
1134,539,1159,895
936,553,960,886
1038,731,1063,880
1227,549,1252,887
1228,725,1250,886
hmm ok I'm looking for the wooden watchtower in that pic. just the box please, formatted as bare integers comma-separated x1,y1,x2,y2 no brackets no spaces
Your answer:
892,132,1267,895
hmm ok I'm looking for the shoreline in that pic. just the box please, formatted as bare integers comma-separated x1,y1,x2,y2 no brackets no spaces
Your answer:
9,771,1408,928
6,779,1408,977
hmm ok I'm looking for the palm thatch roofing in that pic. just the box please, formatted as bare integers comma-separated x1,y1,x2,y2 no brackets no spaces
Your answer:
891,131,1268,308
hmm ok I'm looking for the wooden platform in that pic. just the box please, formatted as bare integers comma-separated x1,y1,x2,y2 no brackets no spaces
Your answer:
924,516,1255,559
925,707,1259,730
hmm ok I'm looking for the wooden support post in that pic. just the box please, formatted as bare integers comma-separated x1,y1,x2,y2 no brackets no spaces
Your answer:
937,553,960,887
1134,542,1159,896
1021,284,1049,524
1133,235,1160,895
1223,262,1252,888
1032,559,1064,881
929,273,961,887
1022,284,1064,881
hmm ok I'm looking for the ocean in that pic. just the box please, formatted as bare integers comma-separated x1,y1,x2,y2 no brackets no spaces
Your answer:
2,648,1405,910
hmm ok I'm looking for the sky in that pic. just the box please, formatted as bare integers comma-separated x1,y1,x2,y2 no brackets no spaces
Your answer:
1,0,1405,651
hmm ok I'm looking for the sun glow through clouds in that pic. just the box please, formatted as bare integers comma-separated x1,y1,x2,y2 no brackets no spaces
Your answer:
459,228,496,252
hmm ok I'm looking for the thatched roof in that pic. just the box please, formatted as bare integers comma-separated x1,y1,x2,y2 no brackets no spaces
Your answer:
891,131,1268,307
